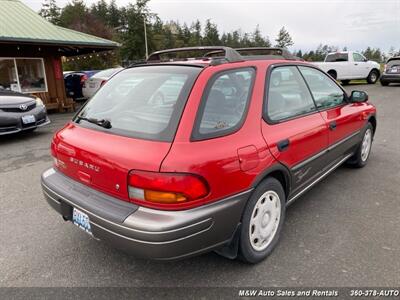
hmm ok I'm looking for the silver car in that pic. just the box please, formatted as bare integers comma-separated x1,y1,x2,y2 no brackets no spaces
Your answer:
0,89,50,135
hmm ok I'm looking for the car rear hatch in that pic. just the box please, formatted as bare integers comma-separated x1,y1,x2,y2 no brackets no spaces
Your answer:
386,60,400,74
53,65,202,201
54,124,172,200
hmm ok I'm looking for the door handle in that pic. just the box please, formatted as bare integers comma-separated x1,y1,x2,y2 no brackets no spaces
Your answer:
354,63,358,66
277,139,290,152
329,121,337,131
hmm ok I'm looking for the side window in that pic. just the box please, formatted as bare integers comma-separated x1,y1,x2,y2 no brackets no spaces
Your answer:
193,68,255,139
299,66,345,109
266,66,316,122
353,53,365,62
325,53,348,62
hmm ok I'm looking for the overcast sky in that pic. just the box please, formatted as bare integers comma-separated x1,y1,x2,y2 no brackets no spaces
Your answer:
22,0,400,52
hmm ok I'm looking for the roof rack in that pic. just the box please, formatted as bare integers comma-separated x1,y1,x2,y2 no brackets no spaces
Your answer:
146,46,243,66
235,47,299,60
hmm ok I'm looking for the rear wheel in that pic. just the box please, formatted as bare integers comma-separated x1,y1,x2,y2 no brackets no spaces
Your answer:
347,123,373,168
327,70,337,80
367,70,379,84
238,177,285,264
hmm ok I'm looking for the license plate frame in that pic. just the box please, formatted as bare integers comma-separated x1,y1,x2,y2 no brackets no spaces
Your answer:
21,115,36,124
72,207,92,234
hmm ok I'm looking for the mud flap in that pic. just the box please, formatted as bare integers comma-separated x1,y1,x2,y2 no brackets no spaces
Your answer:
214,223,241,259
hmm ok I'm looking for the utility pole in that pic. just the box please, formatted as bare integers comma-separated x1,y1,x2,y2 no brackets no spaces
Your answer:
144,17,148,60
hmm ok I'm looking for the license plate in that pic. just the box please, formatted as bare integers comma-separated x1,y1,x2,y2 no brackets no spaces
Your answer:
89,83,96,88
72,208,92,234
21,115,35,124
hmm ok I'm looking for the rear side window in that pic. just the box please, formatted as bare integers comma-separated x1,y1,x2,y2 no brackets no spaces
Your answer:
75,66,201,142
353,53,366,62
192,68,255,140
266,66,316,122
299,66,345,109
325,53,348,62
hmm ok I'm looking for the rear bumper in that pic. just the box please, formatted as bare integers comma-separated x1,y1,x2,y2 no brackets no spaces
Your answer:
41,168,251,260
0,106,50,135
380,74,400,83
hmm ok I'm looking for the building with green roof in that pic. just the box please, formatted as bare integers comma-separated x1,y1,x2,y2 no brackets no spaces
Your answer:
0,0,119,110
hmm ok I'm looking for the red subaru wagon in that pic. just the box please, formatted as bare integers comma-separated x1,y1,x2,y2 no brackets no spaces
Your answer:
42,47,376,263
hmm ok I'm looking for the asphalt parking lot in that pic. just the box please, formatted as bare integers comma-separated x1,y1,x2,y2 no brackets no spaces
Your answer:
1,83,399,289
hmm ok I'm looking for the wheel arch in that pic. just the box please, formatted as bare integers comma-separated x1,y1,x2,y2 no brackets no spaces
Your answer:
327,69,337,79
368,115,377,135
251,163,291,201
370,68,380,77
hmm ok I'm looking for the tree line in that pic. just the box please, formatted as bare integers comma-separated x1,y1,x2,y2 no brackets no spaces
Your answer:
39,0,399,70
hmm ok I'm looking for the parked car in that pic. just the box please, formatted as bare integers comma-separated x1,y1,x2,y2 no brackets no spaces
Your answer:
64,71,99,101
313,51,381,84
82,67,123,99
0,88,50,135
42,47,376,263
380,57,400,86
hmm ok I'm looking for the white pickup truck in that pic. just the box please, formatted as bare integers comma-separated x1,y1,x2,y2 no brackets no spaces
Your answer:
313,51,381,84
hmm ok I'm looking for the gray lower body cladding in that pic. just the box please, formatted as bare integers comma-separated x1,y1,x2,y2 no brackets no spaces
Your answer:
41,168,251,260
380,74,400,83
0,106,50,135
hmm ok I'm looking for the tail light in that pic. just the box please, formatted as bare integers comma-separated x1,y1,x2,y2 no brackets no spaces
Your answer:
50,140,59,168
128,170,209,210
100,80,107,87
80,74,88,85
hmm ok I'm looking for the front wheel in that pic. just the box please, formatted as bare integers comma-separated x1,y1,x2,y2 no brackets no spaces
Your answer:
348,123,374,168
367,70,379,84
238,177,285,264
380,81,389,86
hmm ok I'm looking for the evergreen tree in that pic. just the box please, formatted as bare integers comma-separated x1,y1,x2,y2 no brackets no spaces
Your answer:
252,25,271,47
39,0,61,25
274,26,294,48
203,19,220,45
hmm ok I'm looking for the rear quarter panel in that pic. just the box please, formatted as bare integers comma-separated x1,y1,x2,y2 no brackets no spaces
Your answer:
161,62,277,205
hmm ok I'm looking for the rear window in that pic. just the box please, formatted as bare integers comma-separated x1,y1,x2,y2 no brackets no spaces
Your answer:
387,58,400,66
325,53,348,62
93,68,123,78
75,65,202,141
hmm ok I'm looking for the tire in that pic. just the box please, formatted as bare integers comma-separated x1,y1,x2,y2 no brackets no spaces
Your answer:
327,70,337,80
238,177,286,264
347,123,374,168
367,70,379,84
341,80,350,85
380,81,389,86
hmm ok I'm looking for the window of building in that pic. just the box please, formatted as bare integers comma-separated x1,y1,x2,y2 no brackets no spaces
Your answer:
0,59,18,91
0,58,47,93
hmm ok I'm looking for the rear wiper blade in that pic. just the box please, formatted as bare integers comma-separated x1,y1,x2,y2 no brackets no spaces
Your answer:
76,116,112,129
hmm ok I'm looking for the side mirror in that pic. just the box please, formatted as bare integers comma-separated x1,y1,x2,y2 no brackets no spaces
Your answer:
350,90,368,102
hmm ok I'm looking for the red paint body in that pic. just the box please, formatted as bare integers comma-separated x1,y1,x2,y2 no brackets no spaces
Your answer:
51,59,376,210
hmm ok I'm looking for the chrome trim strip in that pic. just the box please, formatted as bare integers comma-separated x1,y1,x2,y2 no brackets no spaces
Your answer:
42,182,212,235
43,189,60,204
90,219,213,245
287,153,353,206
327,130,360,152
37,119,51,127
